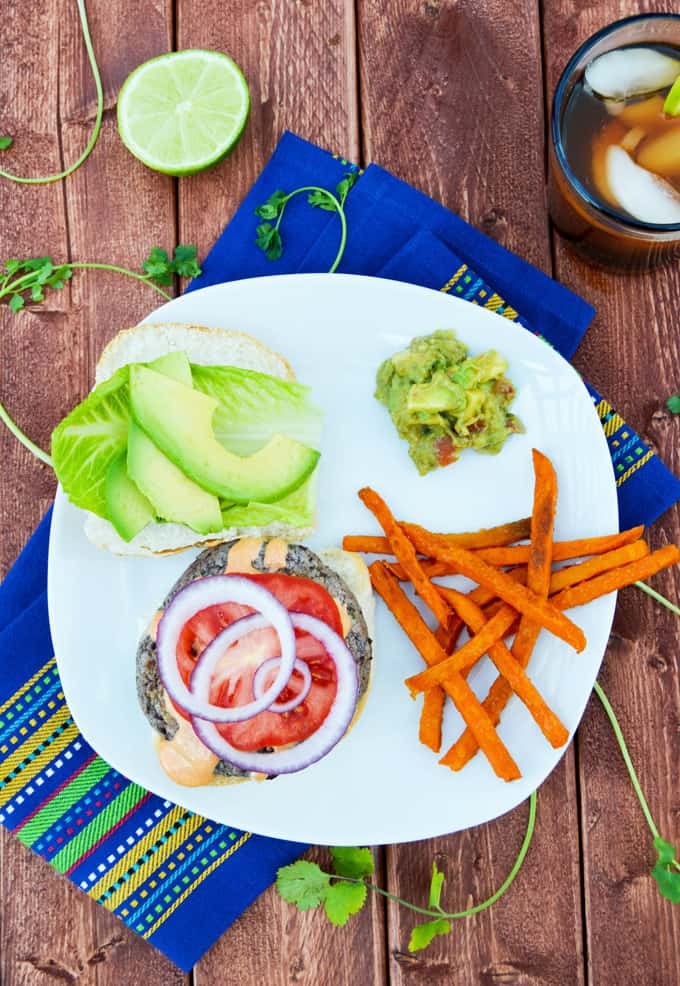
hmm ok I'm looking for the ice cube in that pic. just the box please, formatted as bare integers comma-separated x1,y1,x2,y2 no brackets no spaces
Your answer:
620,127,645,153
605,144,680,223
585,48,680,100
636,124,680,178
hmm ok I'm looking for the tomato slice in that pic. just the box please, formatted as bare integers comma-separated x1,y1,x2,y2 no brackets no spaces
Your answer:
172,573,343,752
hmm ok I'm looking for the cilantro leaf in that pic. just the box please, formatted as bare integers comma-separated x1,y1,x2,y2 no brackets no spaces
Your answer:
142,247,173,284
651,837,680,903
0,137,12,150
255,222,283,261
667,395,680,415
324,881,367,926
171,244,201,279
276,861,330,911
255,190,288,220
30,284,45,303
408,917,451,952
428,860,445,910
8,294,24,313
3,259,21,275
330,846,374,880
335,171,358,206
307,189,336,212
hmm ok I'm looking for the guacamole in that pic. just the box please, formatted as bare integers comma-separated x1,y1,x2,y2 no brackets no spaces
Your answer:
375,330,522,475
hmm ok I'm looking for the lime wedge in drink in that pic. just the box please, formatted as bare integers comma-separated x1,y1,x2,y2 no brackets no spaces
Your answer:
117,50,250,176
664,75,680,117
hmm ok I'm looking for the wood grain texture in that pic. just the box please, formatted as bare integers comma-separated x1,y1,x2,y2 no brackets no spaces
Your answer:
358,2,586,983
0,1,187,983
176,0,360,260
194,847,387,986
542,2,680,984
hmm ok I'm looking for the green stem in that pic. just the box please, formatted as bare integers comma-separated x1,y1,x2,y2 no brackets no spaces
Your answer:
594,681,680,871
333,791,537,919
635,580,680,618
276,187,348,274
68,263,172,300
0,0,103,185
0,400,52,466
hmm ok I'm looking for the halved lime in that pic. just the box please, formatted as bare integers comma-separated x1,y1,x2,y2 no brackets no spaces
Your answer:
664,75,680,117
117,50,250,176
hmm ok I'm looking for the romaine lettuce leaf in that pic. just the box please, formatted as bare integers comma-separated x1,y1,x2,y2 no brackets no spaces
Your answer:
51,366,130,518
220,473,317,529
191,364,323,455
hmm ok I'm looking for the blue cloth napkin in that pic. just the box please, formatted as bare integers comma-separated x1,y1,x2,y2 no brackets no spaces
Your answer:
2,130,679,971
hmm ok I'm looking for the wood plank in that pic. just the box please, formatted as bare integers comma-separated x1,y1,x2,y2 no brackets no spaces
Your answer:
175,0,360,261
175,2,386,982
542,4,680,983
357,1,586,982
0,0,186,982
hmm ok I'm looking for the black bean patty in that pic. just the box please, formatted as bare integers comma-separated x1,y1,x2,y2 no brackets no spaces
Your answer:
136,540,373,780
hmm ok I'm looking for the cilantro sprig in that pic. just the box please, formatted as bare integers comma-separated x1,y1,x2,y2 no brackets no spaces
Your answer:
276,794,537,952
0,245,201,465
0,245,201,314
667,393,680,415
594,682,680,902
254,171,359,273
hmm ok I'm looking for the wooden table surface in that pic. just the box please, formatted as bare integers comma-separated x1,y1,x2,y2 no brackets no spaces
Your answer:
1,1,680,983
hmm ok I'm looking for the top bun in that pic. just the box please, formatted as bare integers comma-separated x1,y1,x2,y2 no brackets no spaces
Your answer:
85,322,313,557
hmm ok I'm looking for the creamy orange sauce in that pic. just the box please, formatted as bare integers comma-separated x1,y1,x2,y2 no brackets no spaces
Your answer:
157,696,218,787
148,610,163,642
264,537,288,570
225,537,264,573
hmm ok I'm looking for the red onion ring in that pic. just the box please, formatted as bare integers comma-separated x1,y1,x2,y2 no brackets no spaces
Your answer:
156,575,296,723
191,612,359,775
252,656,312,713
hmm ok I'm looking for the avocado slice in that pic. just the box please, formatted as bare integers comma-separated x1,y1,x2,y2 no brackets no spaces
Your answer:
129,365,320,504
147,351,193,388
104,451,155,542
127,421,223,535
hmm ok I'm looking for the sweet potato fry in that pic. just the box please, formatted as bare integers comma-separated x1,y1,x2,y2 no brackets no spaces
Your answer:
443,588,568,749
384,557,460,581
441,542,675,772
369,562,521,781
512,449,558,669
470,525,644,567
358,488,451,626
549,540,649,594
419,621,463,753
402,523,586,652
342,517,531,556
461,543,649,612
405,604,518,695
550,544,680,610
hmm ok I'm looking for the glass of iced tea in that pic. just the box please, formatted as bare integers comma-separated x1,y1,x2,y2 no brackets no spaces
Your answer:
549,13,680,269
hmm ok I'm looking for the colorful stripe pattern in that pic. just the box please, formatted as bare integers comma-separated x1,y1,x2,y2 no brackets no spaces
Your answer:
440,269,654,494
0,655,250,946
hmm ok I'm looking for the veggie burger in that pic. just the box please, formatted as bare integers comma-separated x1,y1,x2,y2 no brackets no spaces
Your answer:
51,321,374,784
137,537,374,785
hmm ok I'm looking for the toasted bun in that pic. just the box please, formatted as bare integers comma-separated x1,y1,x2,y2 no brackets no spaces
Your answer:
137,540,374,787
86,323,309,556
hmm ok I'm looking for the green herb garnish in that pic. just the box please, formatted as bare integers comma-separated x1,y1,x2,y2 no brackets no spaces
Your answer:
254,171,358,273
0,0,103,185
0,246,201,464
276,793,537,950
593,682,680,901
666,394,680,414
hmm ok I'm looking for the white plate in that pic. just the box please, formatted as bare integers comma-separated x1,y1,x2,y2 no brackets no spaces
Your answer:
48,274,617,845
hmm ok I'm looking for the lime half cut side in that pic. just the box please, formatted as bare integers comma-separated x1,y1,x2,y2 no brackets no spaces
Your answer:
117,50,250,176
